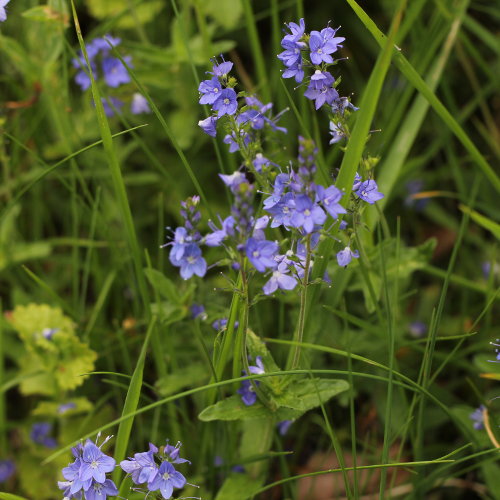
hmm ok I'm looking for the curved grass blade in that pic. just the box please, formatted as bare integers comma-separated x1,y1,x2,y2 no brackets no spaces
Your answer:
112,316,156,484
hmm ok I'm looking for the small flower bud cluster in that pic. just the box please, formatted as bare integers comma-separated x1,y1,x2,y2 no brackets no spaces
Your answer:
120,440,191,499
72,35,150,116
58,436,118,500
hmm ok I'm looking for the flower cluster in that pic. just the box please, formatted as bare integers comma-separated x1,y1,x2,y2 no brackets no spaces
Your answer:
72,35,150,117
120,440,190,499
58,437,118,500
469,405,486,430
30,422,57,448
278,19,357,143
0,460,15,483
237,356,265,406
164,196,207,280
198,58,287,161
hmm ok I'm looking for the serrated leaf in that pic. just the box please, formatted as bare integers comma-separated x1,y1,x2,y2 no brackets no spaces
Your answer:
198,394,300,422
215,473,263,500
273,378,350,412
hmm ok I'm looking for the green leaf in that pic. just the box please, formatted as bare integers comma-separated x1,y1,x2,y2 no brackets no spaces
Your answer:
156,363,209,397
204,0,243,30
459,204,500,239
215,473,263,500
21,5,68,25
273,378,349,412
144,268,182,304
33,397,92,417
86,0,164,28
198,394,300,422
0,493,30,500
112,318,155,483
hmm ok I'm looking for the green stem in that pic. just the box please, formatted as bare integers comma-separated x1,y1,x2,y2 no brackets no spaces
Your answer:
289,234,312,369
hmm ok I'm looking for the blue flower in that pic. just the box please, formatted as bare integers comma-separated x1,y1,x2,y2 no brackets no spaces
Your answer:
84,479,118,500
223,130,250,152
131,93,150,114
336,246,359,267
278,39,305,68
102,56,132,87
0,459,15,482
211,60,233,77
164,441,190,464
282,60,304,83
304,75,339,110
212,318,238,331
58,402,77,414
30,422,57,448
62,457,91,495
0,0,10,22
219,171,247,192
470,405,486,430
205,215,235,246
172,244,207,280
283,18,305,42
408,321,427,338
277,420,294,436
79,441,116,483
190,303,207,320
198,77,223,105
238,358,265,406
263,261,298,295
212,88,238,116
309,27,344,65
315,185,346,219
290,194,326,233
101,97,124,117
198,116,218,137
121,450,158,485
148,461,187,499
355,180,384,204
245,238,278,272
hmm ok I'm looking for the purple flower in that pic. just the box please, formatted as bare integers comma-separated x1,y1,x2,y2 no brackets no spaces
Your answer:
212,88,238,116
470,405,486,430
245,238,278,273
164,441,190,464
41,327,59,339
339,220,348,230
131,93,150,114
355,180,384,204
198,77,223,105
290,194,326,233
329,121,346,143
148,461,187,499
73,61,97,91
198,116,218,137
101,56,132,87
248,356,265,375
277,420,293,436
278,39,305,68
0,0,11,22
58,402,77,414
30,422,57,448
223,130,250,152
283,18,305,42
171,244,207,280
101,97,124,117
79,441,116,483
263,261,298,295
219,171,247,192
237,380,258,406
168,227,190,261
62,458,91,495
282,60,304,83
304,79,339,110
331,96,358,114
337,246,359,267
315,185,346,219
212,61,233,77
205,215,235,246
309,27,344,65
212,318,236,330
84,479,118,500
408,321,427,338
253,153,270,172
190,304,207,320
0,460,14,482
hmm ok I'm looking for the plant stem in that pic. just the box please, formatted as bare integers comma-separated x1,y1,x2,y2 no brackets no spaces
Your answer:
290,234,312,369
